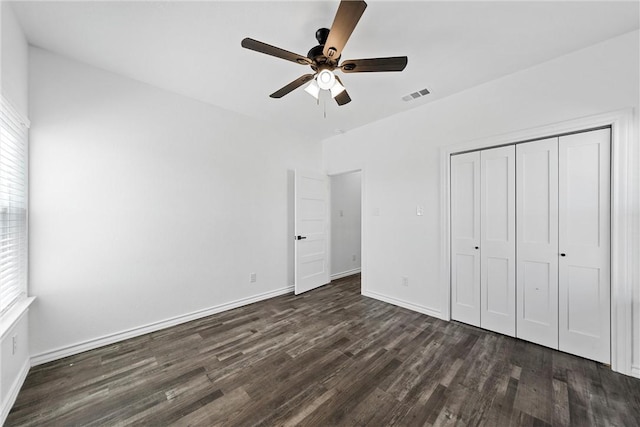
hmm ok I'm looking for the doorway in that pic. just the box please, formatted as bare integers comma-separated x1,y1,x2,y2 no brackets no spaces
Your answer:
329,171,362,282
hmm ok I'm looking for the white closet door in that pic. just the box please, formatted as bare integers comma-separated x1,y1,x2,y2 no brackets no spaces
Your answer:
558,129,610,363
451,151,481,326
480,146,516,336
516,138,559,349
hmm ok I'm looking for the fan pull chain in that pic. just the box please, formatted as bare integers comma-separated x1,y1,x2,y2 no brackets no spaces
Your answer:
324,99,327,119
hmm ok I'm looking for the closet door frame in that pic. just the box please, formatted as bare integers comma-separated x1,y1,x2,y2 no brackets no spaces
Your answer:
440,109,635,376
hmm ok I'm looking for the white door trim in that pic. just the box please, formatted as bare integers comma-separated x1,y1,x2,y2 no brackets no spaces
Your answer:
440,108,636,376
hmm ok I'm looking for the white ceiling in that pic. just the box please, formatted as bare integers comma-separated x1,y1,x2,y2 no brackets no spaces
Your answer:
11,1,640,141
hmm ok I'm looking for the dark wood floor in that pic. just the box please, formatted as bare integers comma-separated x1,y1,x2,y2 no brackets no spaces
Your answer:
7,274,640,426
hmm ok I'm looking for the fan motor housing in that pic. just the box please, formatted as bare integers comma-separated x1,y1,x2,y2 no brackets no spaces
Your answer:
307,28,340,70
307,45,328,68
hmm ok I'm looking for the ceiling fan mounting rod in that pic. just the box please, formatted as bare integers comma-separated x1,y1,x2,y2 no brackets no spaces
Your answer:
315,28,330,45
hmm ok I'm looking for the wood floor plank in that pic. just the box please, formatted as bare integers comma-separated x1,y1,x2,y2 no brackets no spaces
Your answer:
170,386,251,427
6,274,640,426
340,386,399,427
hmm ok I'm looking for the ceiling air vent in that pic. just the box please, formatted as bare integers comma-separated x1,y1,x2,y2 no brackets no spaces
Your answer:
402,88,430,102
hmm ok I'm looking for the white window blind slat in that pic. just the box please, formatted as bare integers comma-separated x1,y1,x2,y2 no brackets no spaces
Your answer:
0,260,24,272
0,165,26,179
0,96,29,316
0,134,25,154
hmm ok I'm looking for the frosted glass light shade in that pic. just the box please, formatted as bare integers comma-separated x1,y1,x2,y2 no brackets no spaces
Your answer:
304,80,320,100
330,80,346,98
317,69,336,90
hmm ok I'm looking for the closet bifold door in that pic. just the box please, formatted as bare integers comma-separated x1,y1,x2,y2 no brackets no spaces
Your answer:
451,151,481,326
516,138,559,349
558,128,611,364
480,146,516,336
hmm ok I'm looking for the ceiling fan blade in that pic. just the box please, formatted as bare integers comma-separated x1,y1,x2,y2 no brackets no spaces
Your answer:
242,38,312,65
340,56,408,73
270,74,315,98
334,90,351,106
323,1,367,61
334,76,351,106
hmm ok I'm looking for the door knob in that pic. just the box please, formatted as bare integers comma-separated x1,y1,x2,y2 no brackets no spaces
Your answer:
296,235,307,240
474,246,479,250
560,253,566,257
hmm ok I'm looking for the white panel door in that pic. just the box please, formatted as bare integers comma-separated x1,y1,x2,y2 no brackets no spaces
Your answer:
558,129,610,363
294,170,330,295
451,152,481,326
480,146,516,336
516,138,559,349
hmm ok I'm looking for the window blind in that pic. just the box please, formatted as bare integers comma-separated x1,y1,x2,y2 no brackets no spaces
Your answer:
0,96,29,316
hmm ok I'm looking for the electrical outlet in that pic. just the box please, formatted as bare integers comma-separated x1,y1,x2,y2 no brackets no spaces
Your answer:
12,334,18,355
250,273,257,283
352,254,357,262
401,276,409,287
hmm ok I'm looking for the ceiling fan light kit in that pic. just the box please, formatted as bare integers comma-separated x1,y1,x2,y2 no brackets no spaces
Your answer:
304,79,321,100
303,69,346,101
241,0,408,107
317,69,336,90
329,78,346,98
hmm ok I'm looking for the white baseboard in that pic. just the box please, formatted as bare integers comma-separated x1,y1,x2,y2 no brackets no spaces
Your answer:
1,358,30,425
632,365,640,379
363,290,444,320
330,268,361,280
31,286,293,366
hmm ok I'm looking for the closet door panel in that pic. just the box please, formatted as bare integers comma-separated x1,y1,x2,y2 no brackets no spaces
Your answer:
558,128,610,364
516,138,559,349
451,152,481,326
480,146,516,336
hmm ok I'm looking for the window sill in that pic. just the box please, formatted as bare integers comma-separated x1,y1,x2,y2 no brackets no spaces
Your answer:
0,297,35,340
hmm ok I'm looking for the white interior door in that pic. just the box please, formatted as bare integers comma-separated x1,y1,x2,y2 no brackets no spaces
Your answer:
451,152,481,326
294,170,330,295
516,138,559,349
480,146,516,336
558,129,611,363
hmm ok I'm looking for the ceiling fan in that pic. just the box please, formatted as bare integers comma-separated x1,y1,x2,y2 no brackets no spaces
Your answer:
241,0,408,106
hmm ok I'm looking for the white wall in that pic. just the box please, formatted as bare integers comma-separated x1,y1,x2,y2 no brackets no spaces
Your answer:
28,47,321,362
0,2,31,423
330,171,361,278
323,31,639,371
